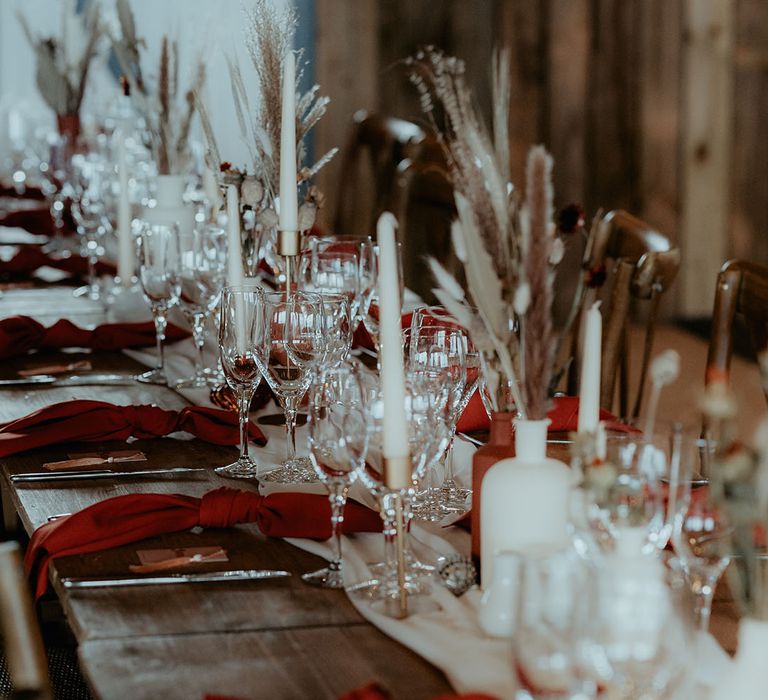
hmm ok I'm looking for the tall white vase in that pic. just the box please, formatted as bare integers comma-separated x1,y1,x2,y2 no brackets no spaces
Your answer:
142,174,194,234
480,418,572,587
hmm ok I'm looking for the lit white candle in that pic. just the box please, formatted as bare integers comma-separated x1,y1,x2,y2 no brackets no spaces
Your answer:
226,185,244,288
376,213,409,489
577,301,602,435
116,135,133,287
278,51,298,232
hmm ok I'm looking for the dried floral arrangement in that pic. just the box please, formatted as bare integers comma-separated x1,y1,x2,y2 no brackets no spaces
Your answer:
196,0,337,233
407,46,596,420
112,0,205,175
17,0,102,127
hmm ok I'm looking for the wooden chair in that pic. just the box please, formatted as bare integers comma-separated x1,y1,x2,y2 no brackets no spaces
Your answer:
332,111,427,238
706,259,768,400
568,210,681,420
0,541,52,699
391,140,459,303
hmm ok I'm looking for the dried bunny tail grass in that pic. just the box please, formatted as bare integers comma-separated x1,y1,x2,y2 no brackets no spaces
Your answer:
522,145,556,420
195,93,221,172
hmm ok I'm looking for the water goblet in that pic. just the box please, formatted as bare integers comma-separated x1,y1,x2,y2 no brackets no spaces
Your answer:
215,284,265,479
358,238,403,352
176,224,227,388
316,292,353,367
136,223,181,385
256,290,325,483
298,249,360,320
303,363,370,588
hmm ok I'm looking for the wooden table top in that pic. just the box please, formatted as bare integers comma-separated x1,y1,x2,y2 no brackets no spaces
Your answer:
0,288,452,699
0,286,748,698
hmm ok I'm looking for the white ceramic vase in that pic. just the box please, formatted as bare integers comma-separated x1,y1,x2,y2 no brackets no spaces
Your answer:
480,418,572,587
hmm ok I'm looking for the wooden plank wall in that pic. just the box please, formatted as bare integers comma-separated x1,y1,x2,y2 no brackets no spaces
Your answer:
314,0,763,319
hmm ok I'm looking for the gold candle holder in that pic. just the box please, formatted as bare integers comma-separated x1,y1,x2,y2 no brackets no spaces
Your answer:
277,229,300,294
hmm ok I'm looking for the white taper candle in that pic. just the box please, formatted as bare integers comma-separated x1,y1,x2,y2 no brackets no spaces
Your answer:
278,51,298,232
116,135,133,287
226,185,244,288
376,213,409,488
577,301,602,435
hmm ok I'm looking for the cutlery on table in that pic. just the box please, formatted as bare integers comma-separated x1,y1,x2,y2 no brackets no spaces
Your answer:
0,373,137,387
10,467,207,483
60,569,292,588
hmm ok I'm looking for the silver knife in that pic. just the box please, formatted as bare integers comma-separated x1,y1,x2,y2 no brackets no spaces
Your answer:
61,569,292,588
0,373,136,387
11,467,207,483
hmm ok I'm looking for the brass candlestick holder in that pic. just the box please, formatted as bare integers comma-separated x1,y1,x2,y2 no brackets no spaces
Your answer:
278,228,300,293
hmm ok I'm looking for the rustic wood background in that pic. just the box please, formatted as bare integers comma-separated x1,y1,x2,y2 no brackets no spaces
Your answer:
313,0,758,318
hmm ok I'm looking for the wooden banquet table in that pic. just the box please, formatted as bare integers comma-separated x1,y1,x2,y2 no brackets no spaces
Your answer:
0,285,744,699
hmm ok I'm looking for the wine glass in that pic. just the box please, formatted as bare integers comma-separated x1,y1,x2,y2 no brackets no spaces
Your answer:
256,290,326,483
408,323,468,520
39,133,75,255
298,249,360,319
316,292,353,367
672,432,732,631
136,223,181,385
216,284,265,479
176,224,227,388
358,238,403,351
70,153,111,300
303,363,370,588
348,369,452,611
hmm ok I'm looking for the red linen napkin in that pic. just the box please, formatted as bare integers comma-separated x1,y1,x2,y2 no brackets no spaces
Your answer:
0,316,190,360
0,208,57,236
25,486,383,598
339,683,497,700
0,184,45,200
0,245,116,280
456,395,632,434
0,399,267,458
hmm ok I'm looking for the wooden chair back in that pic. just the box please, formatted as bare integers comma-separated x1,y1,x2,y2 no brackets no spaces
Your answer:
332,111,427,237
706,259,768,399
0,541,52,699
569,210,681,420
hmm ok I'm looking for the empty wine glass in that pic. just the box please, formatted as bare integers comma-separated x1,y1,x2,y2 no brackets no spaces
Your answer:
316,292,353,367
303,363,370,588
298,249,360,319
673,462,732,632
359,239,403,351
136,223,181,385
176,224,227,388
71,153,111,300
256,290,326,483
216,284,265,479
39,134,75,255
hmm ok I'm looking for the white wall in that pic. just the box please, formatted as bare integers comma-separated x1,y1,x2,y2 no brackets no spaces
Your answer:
0,0,292,166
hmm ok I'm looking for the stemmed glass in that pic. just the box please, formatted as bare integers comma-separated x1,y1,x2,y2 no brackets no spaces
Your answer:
136,223,181,385
256,290,326,483
176,224,227,388
408,323,468,520
70,154,111,300
348,369,452,610
303,363,370,588
671,430,732,632
298,249,360,319
216,284,264,479
39,134,75,255
358,239,403,351
316,292,353,367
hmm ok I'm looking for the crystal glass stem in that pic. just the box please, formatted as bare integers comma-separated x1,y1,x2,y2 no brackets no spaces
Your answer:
691,572,717,632
283,396,300,463
328,483,349,574
238,385,256,464
191,312,207,382
153,309,168,373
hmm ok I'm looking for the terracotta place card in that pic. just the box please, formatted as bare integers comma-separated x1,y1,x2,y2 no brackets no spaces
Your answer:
129,547,229,574
18,359,92,377
43,449,147,471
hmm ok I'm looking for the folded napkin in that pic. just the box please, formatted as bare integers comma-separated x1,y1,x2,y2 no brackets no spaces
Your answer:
339,683,497,700
456,395,631,434
25,486,383,598
0,208,58,236
0,316,190,360
353,310,413,351
0,184,45,200
0,399,267,458
0,246,116,280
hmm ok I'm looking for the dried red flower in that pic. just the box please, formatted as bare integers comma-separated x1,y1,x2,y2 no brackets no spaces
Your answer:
585,264,607,288
558,204,585,234
219,161,233,172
